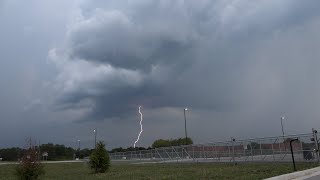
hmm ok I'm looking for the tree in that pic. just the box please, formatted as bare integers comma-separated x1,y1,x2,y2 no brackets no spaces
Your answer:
0,147,22,161
15,138,44,180
89,141,110,173
39,143,75,160
152,137,193,148
109,146,151,153
80,148,94,158
110,147,124,153
152,139,171,148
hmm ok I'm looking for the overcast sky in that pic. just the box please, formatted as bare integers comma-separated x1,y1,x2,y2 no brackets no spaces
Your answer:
1,0,320,149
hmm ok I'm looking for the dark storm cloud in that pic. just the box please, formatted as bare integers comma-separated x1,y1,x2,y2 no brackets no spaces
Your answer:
66,5,198,72
49,0,320,122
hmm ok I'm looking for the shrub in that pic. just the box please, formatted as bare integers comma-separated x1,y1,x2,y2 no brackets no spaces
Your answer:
15,139,44,180
89,141,110,173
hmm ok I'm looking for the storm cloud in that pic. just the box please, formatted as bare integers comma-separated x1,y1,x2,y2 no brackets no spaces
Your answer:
1,0,320,148
49,0,320,123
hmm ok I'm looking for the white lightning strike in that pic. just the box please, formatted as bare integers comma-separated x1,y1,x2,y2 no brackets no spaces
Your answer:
134,106,143,148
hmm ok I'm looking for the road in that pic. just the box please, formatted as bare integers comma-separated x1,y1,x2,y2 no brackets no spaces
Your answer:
306,175,320,180
0,160,84,166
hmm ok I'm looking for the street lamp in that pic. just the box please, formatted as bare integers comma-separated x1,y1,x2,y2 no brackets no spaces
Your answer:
77,139,81,150
280,117,285,140
77,139,80,159
93,129,97,149
184,108,188,145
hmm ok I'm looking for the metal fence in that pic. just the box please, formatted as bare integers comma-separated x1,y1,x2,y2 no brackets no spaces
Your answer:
110,130,320,163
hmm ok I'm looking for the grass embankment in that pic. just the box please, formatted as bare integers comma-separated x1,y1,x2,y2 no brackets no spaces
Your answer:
0,162,318,180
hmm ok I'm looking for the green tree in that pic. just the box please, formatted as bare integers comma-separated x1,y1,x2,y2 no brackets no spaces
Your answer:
152,139,171,148
152,137,193,148
80,148,94,158
40,143,75,160
89,141,110,173
110,147,124,153
40,143,56,160
110,146,151,153
0,147,22,161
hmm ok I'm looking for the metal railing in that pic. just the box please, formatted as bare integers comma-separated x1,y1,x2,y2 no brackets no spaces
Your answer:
110,130,320,163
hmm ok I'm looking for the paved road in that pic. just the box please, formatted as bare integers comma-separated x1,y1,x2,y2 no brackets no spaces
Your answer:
0,162,17,166
305,175,320,180
0,160,84,166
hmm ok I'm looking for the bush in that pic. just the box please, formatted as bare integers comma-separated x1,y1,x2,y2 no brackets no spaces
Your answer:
89,141,110,173
15,139,44,180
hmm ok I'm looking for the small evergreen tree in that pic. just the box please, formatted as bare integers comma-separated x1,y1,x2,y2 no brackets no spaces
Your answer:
15,138,44,180
89,141,110,173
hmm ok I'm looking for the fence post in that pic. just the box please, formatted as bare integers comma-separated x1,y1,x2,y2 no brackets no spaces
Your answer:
312,129,319,163
272,143,275,162
202,144,205,159
249,142,253,161
242,142,246,161
299,140,303,161
171,146,173,160
231,137,235,165
181,146,184,159
290,138,298,171
211,144,214,160
278,139,281,155
259,141,263,160
192,145,195,161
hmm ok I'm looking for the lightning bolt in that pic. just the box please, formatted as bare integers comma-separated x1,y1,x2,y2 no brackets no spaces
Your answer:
134,106,143,148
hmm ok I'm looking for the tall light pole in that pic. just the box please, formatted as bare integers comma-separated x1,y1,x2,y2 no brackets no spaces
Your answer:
93,129,97,149
184,108,188,145
77,139,80,159
281,117,285,140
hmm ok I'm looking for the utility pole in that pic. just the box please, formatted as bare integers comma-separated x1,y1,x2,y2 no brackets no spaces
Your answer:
184,108,188,145
38,140,41,161
77,140,80,159
281,117,285,140
94,129,97,149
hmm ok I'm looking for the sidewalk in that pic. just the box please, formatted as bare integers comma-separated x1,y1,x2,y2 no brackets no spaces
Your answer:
265,166,320,180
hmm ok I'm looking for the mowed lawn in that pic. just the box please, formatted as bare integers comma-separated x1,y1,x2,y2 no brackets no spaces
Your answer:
0,162,318,180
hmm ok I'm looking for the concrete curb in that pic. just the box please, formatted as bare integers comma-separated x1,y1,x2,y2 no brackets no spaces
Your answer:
265,166,320,180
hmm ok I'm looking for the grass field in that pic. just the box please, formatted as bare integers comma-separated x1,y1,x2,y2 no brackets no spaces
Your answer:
0,161,318,180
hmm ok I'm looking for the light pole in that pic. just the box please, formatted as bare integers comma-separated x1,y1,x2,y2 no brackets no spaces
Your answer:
184,108,188,145
281,117,285,140
93,129,97,149
77,140,80,159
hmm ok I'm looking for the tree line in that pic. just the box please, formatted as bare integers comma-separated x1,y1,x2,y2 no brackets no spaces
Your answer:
109,146,152,153
151,137,193,148
0,143,81,161
0,137,194,160
110,137,193,153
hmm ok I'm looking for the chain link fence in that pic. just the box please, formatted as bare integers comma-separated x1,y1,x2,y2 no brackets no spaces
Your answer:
110,130,320,163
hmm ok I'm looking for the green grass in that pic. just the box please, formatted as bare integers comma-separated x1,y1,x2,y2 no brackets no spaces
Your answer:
0,162,318,180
